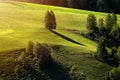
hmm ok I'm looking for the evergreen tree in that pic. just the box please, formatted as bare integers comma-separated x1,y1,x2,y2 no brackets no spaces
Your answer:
50,10,56,29
16,0,120,14
98,18,104,29
97,37,108,60
86,14,98,39
105,14,114,31
98,18,106,37
45,10,51,30
45,10,56,30
87,14,97,31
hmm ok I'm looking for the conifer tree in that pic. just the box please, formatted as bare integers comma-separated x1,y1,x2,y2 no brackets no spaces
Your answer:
45,10,56,30
105,14,114,30
87,14,97,30
86,14,98,39
98,18,106,37
97,37,108,59
98,18,104,30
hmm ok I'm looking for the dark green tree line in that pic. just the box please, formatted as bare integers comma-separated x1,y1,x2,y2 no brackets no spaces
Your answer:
17,0,120,13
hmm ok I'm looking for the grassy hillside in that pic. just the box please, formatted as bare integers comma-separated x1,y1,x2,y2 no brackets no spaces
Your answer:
0,0,117,80
0,1,120,51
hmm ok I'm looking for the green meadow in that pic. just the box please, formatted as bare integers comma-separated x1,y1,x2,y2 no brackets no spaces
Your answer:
0,1,118,80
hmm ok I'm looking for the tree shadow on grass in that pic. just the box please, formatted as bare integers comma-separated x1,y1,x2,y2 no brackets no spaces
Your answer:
42,62,71,80
51,30,85,46
24,62,71,80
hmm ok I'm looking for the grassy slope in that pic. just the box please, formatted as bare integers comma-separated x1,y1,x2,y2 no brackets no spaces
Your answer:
52,45,112,80
1,1,120,51
0,1,116,80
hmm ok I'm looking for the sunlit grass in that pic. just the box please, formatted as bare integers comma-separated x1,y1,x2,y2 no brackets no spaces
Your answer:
0,1,114,80
0,1,119,52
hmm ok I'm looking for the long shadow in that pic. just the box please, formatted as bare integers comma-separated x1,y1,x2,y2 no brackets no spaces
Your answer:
42,62,71,80
51,30,84,46
24,62,71,80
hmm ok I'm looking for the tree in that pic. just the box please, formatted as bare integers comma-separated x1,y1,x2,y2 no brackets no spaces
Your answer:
98,18,106,37
86,14,98,40
87,14,97,31
50,10,56,29
97,37,108,60
45,10,56,30
105,14,114,31
98,18,104,30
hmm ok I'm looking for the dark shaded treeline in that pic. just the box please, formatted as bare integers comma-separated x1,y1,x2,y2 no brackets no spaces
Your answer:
15,0,120,13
